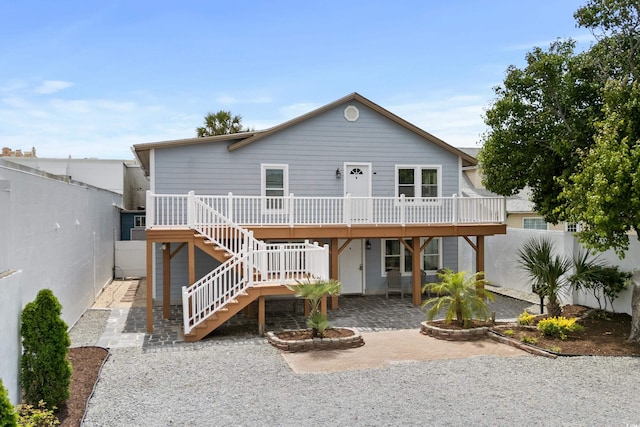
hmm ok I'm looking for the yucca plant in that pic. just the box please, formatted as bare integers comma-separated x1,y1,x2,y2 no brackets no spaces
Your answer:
421,269,494,328
286,277,341,337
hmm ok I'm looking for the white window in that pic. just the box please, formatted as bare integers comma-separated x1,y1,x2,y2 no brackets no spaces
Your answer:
261,164,288,211
396,165,441,198
565,223,582,233
523,217,547,230
382,238,441,276
134,215,146,228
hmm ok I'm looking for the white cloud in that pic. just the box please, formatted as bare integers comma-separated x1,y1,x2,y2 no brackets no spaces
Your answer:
34,80,74,95
389,94,488,147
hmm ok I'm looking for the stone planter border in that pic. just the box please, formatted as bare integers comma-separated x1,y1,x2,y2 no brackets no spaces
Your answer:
266,327,364,352
420,321,488,341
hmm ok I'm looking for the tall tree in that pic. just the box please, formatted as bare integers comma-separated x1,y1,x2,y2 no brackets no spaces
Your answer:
196,110,251,137
478,40,603,223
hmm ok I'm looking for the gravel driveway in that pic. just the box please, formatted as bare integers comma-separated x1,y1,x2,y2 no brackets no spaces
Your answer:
83,338,640,427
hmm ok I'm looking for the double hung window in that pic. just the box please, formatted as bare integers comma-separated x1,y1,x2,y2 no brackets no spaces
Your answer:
396,165,441,199
261,164,288,211
382,238,441,275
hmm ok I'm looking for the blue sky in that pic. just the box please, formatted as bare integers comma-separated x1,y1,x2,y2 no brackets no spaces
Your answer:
1,1,593,159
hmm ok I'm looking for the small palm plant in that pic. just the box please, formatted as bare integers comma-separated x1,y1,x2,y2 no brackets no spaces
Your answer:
286,277,341,337
517,237,571,317
421,269,494,328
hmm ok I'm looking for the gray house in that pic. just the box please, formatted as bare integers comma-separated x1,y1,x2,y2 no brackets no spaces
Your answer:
134,92,506,340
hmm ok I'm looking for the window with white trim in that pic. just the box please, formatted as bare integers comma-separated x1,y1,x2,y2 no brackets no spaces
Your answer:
565,223,582,233
396,165,441,198
382,238,441,275
134,215,146,228
261,164,288,210
523,217,547,230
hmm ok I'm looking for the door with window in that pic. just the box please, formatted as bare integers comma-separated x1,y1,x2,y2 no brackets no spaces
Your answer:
344,163,372,223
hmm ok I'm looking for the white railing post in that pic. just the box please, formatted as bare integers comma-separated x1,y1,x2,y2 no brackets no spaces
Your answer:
452,194,458,225
182,286,190,334
187,191,195,228
502,196,507,223
146,190,154,228
227,192,234,223
345,193,352,227
279,245,286,284
400,194,406,227
289,193,295,227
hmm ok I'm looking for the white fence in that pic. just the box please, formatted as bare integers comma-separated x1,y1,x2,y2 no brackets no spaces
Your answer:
461,228,639,315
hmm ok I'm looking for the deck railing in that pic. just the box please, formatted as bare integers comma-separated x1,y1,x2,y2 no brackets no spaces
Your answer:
147,191,506,228
182,240,328,334
178,191,330,334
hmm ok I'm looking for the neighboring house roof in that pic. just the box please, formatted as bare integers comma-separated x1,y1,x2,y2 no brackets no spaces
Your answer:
458,147,534,213
133,92,477,176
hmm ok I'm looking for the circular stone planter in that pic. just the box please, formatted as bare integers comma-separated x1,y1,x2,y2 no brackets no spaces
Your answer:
420,321,488,341
266,327,364,352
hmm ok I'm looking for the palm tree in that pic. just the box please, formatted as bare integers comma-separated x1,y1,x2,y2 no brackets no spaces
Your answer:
286,278,341,337
421,269,494,328
517,237,572,317
196,110,251,137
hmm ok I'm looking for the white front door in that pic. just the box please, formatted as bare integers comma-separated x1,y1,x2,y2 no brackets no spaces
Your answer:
344,163,372,223
338,239,364,294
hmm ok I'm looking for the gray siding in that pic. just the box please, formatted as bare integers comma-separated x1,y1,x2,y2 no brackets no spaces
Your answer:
152,100,462,299
154,100,459,197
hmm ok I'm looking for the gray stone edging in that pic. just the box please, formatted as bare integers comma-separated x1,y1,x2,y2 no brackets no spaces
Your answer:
420,321,488,341
266,327,364,352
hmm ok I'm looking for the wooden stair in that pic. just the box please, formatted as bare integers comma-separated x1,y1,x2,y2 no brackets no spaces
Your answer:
183,284,298,341
193,234,233,263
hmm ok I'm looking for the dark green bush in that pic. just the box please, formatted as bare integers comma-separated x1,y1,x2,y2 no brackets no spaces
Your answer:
0,378,17,427
20,289,72,410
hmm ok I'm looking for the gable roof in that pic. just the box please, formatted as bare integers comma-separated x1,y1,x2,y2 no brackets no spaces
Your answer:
133,92,477,175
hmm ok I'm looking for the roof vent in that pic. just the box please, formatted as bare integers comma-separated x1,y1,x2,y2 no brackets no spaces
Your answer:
344,105,359,122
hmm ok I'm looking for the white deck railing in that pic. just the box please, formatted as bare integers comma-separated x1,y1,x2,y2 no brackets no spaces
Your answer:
147,191,506,228
182,240,328,334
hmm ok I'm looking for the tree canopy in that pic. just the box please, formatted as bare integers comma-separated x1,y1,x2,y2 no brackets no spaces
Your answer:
196,110,252,137
479,0,640,256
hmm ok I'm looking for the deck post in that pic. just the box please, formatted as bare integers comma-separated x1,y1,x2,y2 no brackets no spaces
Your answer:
188,240,195,285
476,235,485,297
163,243,171,319
330,238,339,309
258,296,266,336
146,239,154,333
412,237,422,306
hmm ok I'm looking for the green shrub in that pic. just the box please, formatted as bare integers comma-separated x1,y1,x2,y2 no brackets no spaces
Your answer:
20,289,72,410
537,316,584,340
516,310,536,326
521,336,538,345
16,401,59,426
503,329,514,336
549,346,563,353
0,378,17,427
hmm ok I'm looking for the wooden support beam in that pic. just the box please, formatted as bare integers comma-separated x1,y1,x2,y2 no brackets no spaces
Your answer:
400,238,413,254
463,235,478,252
170,242,186,259
412,237,422,306
420,237,434,252
188,240,195,285
146,239,154,333
258,296,265,336
321,295,327,315
163,243,171,319
337,238,352,254
330,238,339,310
476,236,486,298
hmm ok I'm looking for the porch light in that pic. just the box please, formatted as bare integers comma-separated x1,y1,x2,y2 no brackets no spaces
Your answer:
366,240,372,250
335,168,341,179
